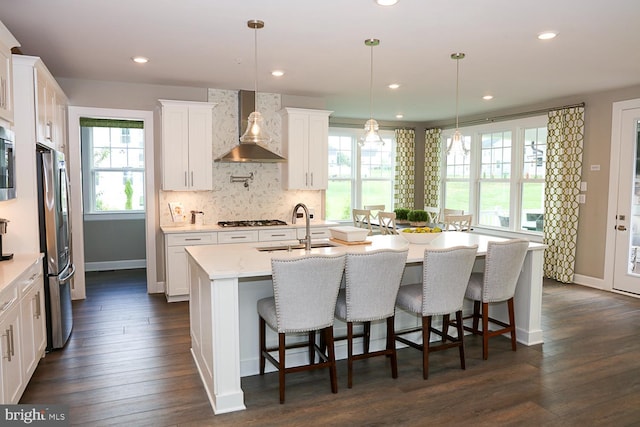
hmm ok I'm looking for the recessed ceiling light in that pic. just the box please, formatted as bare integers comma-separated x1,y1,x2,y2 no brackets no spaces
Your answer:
388,83,400,89
375,0,399,5
271,70,284,77
483,95,494,100
537,32,557,40
395,114,404,119
132,56,149,64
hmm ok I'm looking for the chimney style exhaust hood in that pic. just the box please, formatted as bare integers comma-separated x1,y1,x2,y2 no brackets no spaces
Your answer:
215,91,286,163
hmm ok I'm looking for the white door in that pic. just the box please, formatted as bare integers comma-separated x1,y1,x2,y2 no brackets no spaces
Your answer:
611,100,640,294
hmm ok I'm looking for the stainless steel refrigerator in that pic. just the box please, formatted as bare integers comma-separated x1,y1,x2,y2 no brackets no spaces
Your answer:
36,144,75,350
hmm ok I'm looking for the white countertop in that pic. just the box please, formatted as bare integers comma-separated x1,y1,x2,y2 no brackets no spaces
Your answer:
161,219,339,234
186,233,546,281
0,253,43,292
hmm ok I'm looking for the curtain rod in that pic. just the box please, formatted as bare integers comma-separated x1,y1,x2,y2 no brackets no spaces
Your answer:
441,102,586,129
329,121,415,131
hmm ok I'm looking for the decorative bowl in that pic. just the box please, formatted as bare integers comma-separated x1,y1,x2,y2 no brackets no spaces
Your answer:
400,227,443,244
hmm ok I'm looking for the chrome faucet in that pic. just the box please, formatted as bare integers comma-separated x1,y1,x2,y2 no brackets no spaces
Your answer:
292,203,311,251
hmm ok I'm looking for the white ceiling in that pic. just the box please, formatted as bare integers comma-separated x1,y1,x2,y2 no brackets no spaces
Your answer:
1,0,639,122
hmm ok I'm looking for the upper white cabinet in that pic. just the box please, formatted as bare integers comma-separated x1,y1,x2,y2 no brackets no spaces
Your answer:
159,100,215,191
280,108,332,190
13,56,68,152
0,21,19,124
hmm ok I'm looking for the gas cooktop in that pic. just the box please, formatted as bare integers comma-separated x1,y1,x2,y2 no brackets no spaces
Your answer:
217,219,288,227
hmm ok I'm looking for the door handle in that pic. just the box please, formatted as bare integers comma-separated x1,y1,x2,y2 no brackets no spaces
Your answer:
617,225,627,231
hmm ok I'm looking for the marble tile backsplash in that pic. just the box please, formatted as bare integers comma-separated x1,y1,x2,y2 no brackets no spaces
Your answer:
158,89,323,226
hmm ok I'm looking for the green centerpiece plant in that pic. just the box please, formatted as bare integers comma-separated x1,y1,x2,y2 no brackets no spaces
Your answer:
394,207,411,223
407,209,429,226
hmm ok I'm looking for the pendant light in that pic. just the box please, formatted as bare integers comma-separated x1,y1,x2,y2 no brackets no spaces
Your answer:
447,52,470,156
240,19,271,144
359,38,384,146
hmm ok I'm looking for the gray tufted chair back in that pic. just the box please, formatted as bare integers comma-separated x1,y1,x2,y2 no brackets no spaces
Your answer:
342,249,408,322
271,253,346,333
421,245,478,316
481,239,529,303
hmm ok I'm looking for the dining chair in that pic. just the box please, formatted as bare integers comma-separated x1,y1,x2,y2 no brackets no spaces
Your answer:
463,239,529,360
444,214,472,231
423,207,440,223
334,249,408,388
364,204,385,218
352,209,373,235
377,211,398,235
395,245,478,379
257,253,346,403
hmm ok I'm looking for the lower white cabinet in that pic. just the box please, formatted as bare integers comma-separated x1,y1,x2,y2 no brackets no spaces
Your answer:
165,233,217,302
0,256,45,404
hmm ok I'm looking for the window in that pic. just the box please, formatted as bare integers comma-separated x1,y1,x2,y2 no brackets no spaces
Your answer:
442,115,547,233
80,118,145,215
326,128,395,221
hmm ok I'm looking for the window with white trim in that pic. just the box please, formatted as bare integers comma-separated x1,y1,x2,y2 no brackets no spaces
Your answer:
442,115,547,233
326,127,396,221
80,118,145,215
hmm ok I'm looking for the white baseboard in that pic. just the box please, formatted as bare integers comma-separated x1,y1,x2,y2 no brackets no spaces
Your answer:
572,273,607,291
84,259,146,272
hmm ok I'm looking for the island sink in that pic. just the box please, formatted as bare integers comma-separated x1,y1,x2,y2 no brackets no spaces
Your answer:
256,242,337,252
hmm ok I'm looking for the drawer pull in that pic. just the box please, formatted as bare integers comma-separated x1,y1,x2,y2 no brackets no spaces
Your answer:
0,297,17,312
231,236,247,239
271,234,286,237
184,238,202,241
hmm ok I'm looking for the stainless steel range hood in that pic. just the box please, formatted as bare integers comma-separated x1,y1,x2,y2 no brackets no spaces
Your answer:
215,91,286,163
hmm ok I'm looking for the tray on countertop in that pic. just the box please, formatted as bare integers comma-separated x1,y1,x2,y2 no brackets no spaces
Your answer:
330,237,372,246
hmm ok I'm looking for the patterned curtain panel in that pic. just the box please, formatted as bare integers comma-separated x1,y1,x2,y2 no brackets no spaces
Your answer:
424,128,442,209
543,106,585,283
394,128,415,209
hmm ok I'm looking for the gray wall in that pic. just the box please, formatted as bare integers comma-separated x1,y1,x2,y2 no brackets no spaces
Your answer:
83,219,146,266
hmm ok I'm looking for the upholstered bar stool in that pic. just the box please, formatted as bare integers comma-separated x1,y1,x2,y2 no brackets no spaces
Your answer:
333,249,408,388
395,245,478,379
463,238,529,360
258,253,346,403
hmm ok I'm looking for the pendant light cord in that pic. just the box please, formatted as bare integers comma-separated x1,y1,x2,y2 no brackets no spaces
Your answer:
455,57,460,130
369,43,374,120
254,25,258,108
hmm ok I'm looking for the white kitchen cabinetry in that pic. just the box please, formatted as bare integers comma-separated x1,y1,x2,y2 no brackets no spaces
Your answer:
12,56,68,152
165,232,217,302
280,108,332,190
258,229,297,242
0,22,19,124
217,230,259,244
0,284,22,404
159,100,215,191
0,255,44,404
35,61,68,151
19,261,45,380
297,227,331,240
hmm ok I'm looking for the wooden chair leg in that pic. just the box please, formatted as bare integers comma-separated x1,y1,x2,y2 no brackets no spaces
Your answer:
259,316,266,375
363,321,371,354
324,327,338,394
508,297,517,352
482,302,489,360
387,316,398,379
347,322,354,389
441,314,450,343
278,333,286,404
308,331,316,364
422,316,431,380
455,310,465,370
472,300,481,333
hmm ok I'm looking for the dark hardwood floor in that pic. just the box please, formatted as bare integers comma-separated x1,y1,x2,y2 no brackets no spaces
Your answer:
20,269,640,426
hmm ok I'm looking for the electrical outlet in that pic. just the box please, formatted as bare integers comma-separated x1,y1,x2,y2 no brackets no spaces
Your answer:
308,208,315,220
578,194,586,204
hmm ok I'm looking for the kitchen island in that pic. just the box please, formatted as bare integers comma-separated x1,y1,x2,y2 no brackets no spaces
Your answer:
186,233,545,414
